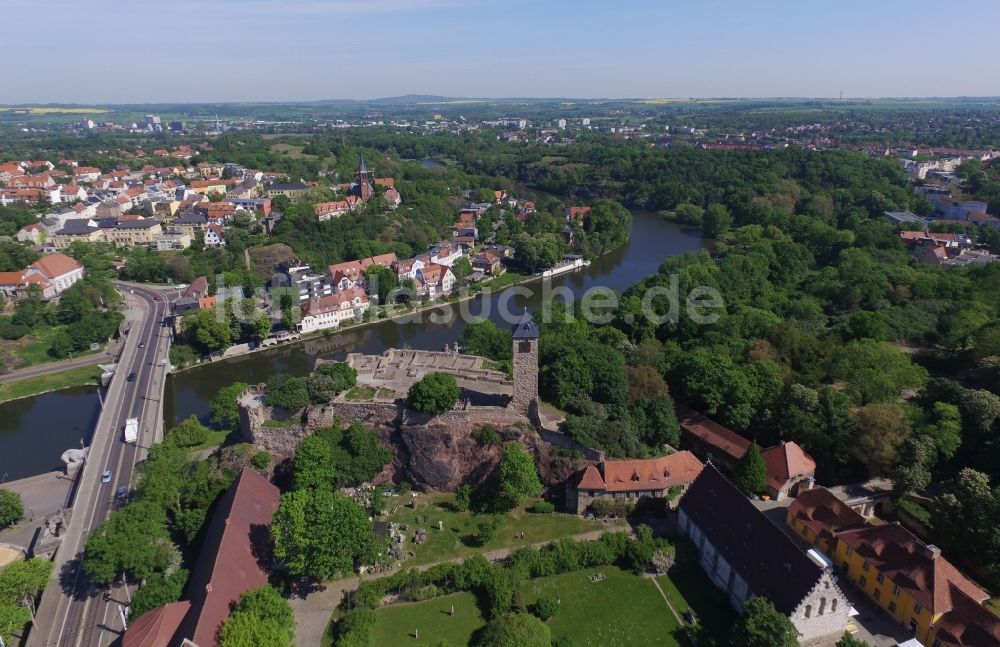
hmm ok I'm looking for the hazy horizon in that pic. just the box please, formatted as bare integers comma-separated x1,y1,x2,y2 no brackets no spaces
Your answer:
4,0,999,104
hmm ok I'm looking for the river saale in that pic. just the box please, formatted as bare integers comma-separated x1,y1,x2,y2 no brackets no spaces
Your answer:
163,209,702,427
0,209,701,480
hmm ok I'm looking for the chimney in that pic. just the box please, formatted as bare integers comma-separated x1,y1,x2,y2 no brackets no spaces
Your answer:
921,543,942,560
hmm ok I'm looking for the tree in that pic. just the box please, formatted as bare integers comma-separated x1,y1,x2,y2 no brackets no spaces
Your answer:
836,634,873,647
0,558,52,620
702,203,732,238
130,569,189,618
531,594,560,621
0,489,24,528
0,604,30,644
315,362,358,394
306,373,339,404
83,501,174,585
451,256,473,286
830,340,928,404
267,373,310,411
407,372,459,415
497,443,542,510
853,403,911,477
733,442,767,496
165,416,210,448
364,264,397,305
182,308,234,353
729,596,798,647
220,585,295,647
271,488,378,580
461,319,512,361
211,382,249,428
292,435,335,492
475,613,552,647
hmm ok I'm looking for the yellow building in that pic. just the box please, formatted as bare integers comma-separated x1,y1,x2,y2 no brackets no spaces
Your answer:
787,487,1000,646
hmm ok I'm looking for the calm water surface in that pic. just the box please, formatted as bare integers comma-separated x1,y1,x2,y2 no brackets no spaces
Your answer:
163,209,702,427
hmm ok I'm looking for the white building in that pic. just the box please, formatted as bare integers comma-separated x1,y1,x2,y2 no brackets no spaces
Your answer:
297,288,370,334
678,466,852,643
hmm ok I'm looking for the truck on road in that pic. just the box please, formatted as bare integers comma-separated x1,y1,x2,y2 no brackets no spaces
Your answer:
124,417,139,444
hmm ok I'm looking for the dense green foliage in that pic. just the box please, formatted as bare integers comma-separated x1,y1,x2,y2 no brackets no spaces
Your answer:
0,489,23,528
129,568,189,618
211,382,249,427
732,442,767,496
497,443,543,511
165,415,210,447
271,487,380,580
407,372,460,415
475,613,552,647
218,585,295,647
307,422,392,488
729,596,799,647
267,373,310,411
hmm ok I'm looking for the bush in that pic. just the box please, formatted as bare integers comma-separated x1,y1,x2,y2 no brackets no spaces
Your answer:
475,612,551,647
465,514,503,547
251,450,271,471
472,425,500,446
334,609,376,647
267,373,310,411
407,372,459,415
0,488,24,528
165,416,210,447
532,593,560,621
589,498,633,518
130,568,189,618
315,362,358,394
528,500,555,514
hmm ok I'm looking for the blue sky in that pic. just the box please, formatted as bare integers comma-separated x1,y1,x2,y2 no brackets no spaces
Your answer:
4,0,999,103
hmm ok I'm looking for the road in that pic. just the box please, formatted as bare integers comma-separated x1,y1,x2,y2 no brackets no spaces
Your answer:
28,283,171,647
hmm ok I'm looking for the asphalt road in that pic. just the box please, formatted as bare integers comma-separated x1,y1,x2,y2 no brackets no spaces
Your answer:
28,283,171,647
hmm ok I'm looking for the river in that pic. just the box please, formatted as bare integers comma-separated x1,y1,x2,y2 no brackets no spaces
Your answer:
0,209,701,480
162,209,702,427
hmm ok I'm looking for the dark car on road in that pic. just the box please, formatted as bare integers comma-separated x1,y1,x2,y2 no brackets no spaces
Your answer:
127,372,137,382
137,341,145,349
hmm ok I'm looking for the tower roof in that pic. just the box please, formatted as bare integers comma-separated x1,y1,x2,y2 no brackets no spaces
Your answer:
358,153,368,175
512,310,539,339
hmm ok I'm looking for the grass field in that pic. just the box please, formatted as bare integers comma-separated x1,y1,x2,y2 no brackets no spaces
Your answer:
381,493,615,566
657,567,736,644
269,143,322,161
0,364,101,403
0,106,108,114
371,566,678,646
372,591,484,646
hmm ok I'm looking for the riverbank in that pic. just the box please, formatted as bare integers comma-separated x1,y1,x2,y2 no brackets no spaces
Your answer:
167,269,543,376
0,364,103,404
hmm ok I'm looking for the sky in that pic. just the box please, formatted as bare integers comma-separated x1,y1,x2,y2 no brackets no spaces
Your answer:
4,0,999,104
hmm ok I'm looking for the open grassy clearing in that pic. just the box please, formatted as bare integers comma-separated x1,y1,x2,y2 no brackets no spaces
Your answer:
381,492,616,566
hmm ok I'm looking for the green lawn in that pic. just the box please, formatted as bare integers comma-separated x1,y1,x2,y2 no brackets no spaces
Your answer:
372,591,484,646
381,493,616,566
345,386,377,401
480,271,526,290
184,428,237,453
3,325,103,368
0,364,102,403
657,567,736,644
369,566,678,647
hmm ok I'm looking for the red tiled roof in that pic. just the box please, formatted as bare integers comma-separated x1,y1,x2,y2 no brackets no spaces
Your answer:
932,588,1000,646
581,451,704,493
30,253,82,280
374,177,395,188
837,523,988,614
123,601,191,647
761,441,816,492
0,271,24,285
787,487,867,546
577,465,605,490
676,405,750,462
173,468,280,647
184,276,208,298
302,288,368,316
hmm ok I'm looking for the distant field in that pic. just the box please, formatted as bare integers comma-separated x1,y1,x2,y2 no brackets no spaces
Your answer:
0,107,109,114
269,143,318,160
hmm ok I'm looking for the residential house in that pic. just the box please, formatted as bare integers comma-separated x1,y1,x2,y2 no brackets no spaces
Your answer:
430,241,464,267
189,179,228,196
0,253,85,301
392,257,425,282
678,466,852,643
0,163,23,182
884,211,929,227
16,223,46,244
51,219,103,248
203,224,226,247
314,200,352,221
73,166,102,183
416,262,455,297
565,206,591,221
59,184,88,203
567,451,704,514
171,212,209,239
384,187,401,208
107,219,162,247
472,251,503,275
96,198,128,219
122,468,281,647
280,260,333,303
151,232,191,251
184,276,210,300
297,288,370,334
788,487,1000,646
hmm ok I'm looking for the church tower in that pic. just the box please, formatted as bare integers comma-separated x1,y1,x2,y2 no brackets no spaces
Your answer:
511,310,539,419
356,153,374,201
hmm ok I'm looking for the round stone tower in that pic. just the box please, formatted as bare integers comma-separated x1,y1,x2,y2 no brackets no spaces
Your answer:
511,310,539,420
